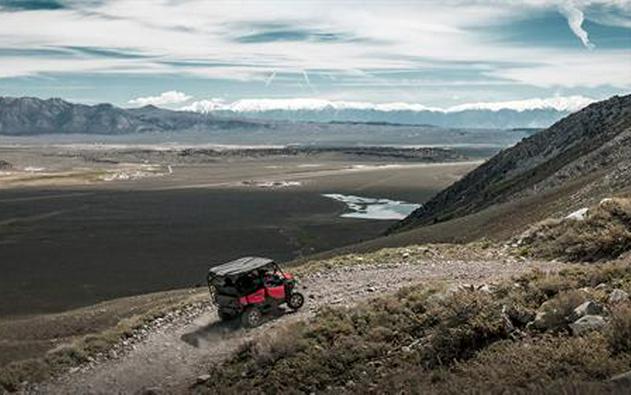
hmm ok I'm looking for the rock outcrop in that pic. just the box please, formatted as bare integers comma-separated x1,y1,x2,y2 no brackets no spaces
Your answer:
569,315,607,335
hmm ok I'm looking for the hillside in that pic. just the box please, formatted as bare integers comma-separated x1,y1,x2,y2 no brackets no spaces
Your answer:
391,94,631,233
0,97,259,135
198,258,631,394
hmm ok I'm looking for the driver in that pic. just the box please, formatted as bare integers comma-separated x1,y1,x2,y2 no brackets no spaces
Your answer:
263,270,283,287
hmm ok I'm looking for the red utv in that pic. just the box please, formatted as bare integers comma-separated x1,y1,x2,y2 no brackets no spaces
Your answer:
207,257,305,327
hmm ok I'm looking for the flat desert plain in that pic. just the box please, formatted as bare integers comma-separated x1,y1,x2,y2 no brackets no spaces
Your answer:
0,145,480,316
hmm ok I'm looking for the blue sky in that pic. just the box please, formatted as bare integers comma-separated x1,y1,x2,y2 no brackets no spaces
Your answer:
0,0,629,112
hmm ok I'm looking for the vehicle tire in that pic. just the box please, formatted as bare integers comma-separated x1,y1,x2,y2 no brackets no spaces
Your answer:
241,307,263,328
217,310,234,321
287,292,305,310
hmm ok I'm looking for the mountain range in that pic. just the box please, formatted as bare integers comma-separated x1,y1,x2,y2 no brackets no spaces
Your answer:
181,96,594,129
0,97,260,135
0,96,538,150
198,107,571,129
0,96,581,138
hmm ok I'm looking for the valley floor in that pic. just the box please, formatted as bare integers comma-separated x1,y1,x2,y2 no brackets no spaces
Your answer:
0,144,477,317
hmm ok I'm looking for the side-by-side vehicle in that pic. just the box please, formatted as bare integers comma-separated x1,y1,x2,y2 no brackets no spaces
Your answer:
207,257,305,327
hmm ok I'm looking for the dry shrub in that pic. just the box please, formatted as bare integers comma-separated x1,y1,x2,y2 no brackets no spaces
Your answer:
606,303,631,355
532,290,588,332
421,291,507,368
429,334,629,393
359,334,629,394
248,324,310,367
534,274,577,297
517,197,631,262
0,359,48,392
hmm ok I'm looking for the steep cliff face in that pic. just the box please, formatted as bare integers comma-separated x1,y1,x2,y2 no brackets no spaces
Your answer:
392,94,631,233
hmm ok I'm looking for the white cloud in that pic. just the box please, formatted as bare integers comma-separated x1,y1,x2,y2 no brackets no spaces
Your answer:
0,0,628,99
490,50,631,87
128,91,192,107
559,1,595,49
180,95,595,114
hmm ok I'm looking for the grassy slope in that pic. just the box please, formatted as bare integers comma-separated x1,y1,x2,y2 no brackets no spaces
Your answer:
197,260,631,394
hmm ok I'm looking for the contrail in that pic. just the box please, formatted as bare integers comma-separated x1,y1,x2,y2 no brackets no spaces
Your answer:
559,2,595,50
302,70,316,92
264,71,276,87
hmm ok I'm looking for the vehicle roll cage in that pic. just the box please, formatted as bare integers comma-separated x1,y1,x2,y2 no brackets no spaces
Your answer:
206,257,286,299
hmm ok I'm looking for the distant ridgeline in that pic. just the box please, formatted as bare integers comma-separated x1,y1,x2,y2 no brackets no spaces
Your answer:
391,94,631,233
207,107,570,129
2,96,570,136
0,97,259,135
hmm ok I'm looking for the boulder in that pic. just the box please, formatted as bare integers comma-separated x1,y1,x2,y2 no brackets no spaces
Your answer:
530,300,565,331
196,374,211,384
608,289,629,304
478,284,494,293
570,301,603,321
565,207,588,221
531,309,555,331
569,315,607,336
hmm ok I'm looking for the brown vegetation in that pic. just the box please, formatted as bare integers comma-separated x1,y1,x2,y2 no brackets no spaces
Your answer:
515,198,631,262
196,262,631,394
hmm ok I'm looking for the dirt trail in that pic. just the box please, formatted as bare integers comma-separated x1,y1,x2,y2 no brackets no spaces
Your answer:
31,253,560,394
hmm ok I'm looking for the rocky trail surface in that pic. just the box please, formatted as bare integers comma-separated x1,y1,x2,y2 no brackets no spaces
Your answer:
29,247,561,394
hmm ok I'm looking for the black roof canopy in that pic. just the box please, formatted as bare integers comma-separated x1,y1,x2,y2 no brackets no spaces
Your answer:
208,256,275,277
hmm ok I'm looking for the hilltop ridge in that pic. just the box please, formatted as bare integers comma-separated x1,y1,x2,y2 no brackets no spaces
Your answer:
392,94,631,233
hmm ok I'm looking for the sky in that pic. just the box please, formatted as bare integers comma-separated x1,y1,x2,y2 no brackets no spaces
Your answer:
0,0,629,112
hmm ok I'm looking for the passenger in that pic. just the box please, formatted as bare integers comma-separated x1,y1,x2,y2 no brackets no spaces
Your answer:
236,273,258,294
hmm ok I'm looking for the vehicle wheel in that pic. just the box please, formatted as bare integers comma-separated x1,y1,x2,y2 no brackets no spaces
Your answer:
287,292,305,310
217,310,234,321
241,307,263,328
